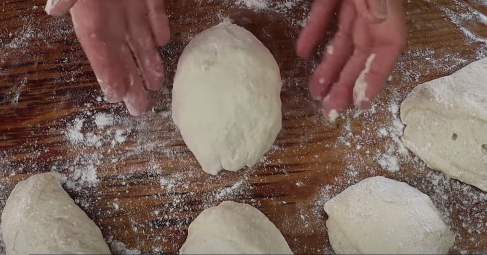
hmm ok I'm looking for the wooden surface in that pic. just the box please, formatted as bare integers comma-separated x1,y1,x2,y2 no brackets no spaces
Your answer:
1,0,487,254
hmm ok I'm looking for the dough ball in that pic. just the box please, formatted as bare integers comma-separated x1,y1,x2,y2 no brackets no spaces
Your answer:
1,173,111,255
179,201,293,254
171,22,282,175
324,176,455,254
400,58,487,191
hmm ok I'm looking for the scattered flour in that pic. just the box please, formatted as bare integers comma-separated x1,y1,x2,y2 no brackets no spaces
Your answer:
0,231,4,255
334,95,405,175
235,0,269,10
214,179,248,200
109,240,141,255
95,113,115,128
66,118,85,144
441,0,487,47
232,0,303,12
223,0,308,27
1,0,487,254
377,154,400,173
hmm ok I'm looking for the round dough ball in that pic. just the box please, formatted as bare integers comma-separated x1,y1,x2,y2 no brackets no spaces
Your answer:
1,173,111,255
179,201,293,254
324,176,455,254
171,22,282,175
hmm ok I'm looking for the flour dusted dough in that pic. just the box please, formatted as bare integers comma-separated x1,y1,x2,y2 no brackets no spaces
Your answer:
324,176,455,254
179,201,293,254
1,173,111,255
171,22,282,175
400,58,487,191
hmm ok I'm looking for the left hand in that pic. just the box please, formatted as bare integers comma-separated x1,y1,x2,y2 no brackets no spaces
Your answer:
296,0,407,122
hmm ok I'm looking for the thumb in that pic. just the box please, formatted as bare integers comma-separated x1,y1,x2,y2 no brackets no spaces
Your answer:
354,0,388,23
45,0,78,16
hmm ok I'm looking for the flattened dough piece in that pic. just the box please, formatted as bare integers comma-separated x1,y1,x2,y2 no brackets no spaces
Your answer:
179,201,293,254
400,57,487,191
1,173,111,255
324,176,455,254
171,22,282,175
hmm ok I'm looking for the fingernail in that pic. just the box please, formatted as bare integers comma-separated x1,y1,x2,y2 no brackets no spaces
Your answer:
360,100,371,109
105,90,123,103
355,99,370,110
353,84,370,109
124,98,146,117
323,109,339,122
320,97,340,122
311,97,322,113
372,0,388,20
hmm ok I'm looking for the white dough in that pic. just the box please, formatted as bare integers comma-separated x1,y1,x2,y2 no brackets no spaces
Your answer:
324,176,455,254
400,57,487,191
171,22,282,175
1,173,111,255
179,201,293,254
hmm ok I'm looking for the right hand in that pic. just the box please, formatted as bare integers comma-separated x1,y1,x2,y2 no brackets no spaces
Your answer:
45,0,170,116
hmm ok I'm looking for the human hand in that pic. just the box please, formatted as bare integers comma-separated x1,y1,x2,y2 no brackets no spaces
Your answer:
296,0,407,122
45,0,170,116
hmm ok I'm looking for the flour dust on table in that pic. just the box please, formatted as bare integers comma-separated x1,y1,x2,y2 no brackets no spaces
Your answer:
172,21,282,175
400,57,487,191
1,173,111,255
324,176,455,254
179,201,293,254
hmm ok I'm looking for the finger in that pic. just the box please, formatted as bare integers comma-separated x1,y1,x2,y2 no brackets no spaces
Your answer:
320,49,369,121
121,44,152,116
146,0,171,46
354,0,388,23
296,0,340,60
352,53,375,108
354,45,401,109
123,78,151,116
70,1,127,103
124,0,165,91
45,0,78,16
367,0,388,20
309,0,356,101
321,15,372,121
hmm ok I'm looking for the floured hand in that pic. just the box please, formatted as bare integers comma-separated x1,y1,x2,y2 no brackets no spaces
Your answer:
45,0,170,116
297,0,407,122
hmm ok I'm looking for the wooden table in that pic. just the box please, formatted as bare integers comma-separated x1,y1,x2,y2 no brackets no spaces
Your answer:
1,0,487,254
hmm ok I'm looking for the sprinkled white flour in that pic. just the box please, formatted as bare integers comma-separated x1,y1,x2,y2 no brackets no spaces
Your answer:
109,240,141,255
214,179,248,200
440,0,487,47
0,231,4,255
235,0,269,10
222,0,309,27
1,0,487,254
94,113,115,128
232,0,303,12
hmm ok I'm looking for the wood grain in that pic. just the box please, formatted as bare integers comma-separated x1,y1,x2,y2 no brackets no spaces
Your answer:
1,0,487,254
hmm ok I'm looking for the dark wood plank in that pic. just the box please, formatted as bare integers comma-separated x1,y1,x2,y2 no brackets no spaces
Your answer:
1,0,487,254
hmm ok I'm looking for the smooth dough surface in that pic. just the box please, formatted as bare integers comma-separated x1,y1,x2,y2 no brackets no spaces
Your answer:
400,57,487,191
324,176,455,254
179,201,293,254
171,22,282,175
1,173,111,255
